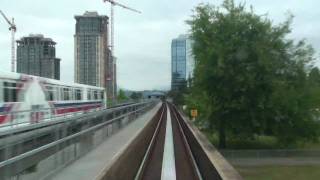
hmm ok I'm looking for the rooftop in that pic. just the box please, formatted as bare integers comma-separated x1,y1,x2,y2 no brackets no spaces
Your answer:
16,34,56,44
75,11,108,19
84,11,99,16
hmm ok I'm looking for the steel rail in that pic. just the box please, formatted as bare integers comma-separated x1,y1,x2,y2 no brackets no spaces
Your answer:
170,104,203,180
134,104,166,180
134,103,203,180
161,104,176,180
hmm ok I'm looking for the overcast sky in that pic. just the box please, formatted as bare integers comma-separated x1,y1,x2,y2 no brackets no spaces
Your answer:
0,0,319,91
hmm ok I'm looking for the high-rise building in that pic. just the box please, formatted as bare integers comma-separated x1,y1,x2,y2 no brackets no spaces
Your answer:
74,11,115,100
112,56,117,97
106,48,116,100
171,34,194,90
16,34,61,80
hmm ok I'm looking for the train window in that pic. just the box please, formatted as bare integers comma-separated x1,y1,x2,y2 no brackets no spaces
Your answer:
70,89,75,100
94,91,98,100
0,81,3,102
54,87,59,100
75,89,82,100
63,88,70,101
45,86,55,101
101,91,104,100
60,88,63,101
87,89,92,100
4,82,18,102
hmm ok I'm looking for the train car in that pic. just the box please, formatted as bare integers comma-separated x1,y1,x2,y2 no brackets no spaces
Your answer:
0,71,106,127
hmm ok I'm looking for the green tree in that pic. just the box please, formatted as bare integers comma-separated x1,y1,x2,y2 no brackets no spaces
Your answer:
188,0,319,148
130,92,143,100
117,89,128,101
307,67,320,116
309,67,320,85
168,79,188,105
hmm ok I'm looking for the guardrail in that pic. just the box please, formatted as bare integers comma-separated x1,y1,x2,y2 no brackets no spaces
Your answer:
0,99,149,129
0,100,156,180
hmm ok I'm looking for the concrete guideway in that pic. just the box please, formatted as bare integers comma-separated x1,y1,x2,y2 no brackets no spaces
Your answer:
97,102,243,180
49,102,162,180
96,103,242,180
161,105,176,180
135,103,212,180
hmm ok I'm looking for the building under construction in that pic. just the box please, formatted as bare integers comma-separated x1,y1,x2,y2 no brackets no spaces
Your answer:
74,11,115,101
16,34,60,80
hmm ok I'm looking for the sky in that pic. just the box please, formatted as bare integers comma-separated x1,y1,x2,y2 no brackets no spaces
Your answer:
0,0,319,91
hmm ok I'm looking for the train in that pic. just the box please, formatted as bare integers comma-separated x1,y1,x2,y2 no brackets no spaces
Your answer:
0,71,106,126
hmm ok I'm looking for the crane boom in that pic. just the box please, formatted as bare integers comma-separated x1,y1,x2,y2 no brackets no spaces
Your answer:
102,0,141,54
0,10,16,72
0,10,13,26
103,0,141,14
112,1,141,13
102,0,141,101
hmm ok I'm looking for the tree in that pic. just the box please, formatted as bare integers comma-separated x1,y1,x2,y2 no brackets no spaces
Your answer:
309,67,320,85
307,67,320,117
169,80,188,105
117,89,128,101
130,92,143,100
188,0,319,148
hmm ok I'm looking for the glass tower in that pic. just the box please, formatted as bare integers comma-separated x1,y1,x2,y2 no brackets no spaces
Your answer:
171,35,194,90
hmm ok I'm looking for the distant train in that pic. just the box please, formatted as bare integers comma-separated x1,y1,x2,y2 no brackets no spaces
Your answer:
0,71,106,126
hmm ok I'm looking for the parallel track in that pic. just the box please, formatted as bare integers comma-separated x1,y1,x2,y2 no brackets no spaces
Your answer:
136,103,202,180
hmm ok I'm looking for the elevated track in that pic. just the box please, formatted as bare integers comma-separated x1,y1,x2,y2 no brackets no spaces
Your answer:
98,102,242,180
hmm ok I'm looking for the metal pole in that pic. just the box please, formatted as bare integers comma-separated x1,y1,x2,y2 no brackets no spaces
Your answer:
11,18,15,72
111,3,114,54
111,4,116,103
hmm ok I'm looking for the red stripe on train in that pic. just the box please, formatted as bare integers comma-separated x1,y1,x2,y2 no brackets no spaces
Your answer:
0,115,7,124
55,105,102,115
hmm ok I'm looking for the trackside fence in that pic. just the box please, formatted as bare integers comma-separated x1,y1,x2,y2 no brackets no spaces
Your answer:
0,101,156,180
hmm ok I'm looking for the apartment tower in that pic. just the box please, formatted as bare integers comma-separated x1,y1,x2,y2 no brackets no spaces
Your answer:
16,34,61,80
74,11,115,99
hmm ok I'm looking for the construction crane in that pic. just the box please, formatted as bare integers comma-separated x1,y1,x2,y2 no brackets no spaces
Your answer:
0,10,16,72
102,0,141,102
103,0,141,55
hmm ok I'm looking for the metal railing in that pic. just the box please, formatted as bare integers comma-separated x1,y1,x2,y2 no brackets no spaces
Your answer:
0,99,150,130
0,100,156,180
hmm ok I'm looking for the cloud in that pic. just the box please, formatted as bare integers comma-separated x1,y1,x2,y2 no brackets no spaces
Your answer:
0,0,320,91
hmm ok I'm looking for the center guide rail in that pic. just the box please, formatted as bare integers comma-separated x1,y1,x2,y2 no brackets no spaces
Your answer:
135,102,202,180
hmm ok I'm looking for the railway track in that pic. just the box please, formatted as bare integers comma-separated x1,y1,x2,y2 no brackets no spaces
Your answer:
135,103,202,180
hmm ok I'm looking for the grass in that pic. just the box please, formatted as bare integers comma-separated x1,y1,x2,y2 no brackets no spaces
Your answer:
204,132,320,150
205,133,281,149
235,165,320,180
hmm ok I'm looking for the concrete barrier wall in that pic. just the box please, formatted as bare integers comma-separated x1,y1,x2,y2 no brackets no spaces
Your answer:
96,106,163,180
176,108,243,180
